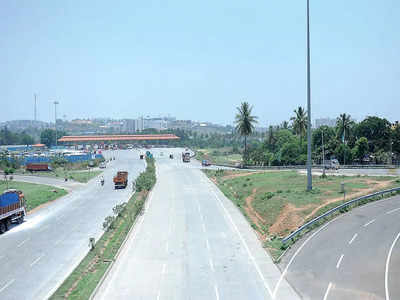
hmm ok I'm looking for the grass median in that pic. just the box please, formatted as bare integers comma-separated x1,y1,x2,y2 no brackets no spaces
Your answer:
204,169,400,260
0,180,67,211
50,157,156,300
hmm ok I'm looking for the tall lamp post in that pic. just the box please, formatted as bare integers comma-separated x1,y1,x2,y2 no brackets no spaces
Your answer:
54,101,59,147
306,0,312,190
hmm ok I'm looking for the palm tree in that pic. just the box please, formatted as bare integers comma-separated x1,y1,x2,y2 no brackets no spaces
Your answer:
235,102,258,158
336,113,353,143
281,120,290,130
290,106,307,139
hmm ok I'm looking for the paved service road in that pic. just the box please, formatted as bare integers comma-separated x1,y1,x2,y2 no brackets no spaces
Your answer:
11,174,84,191
94,149,299,300
0,150,145,300
280,194,400,300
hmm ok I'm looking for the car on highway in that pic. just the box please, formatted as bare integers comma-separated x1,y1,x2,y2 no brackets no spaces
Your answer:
324,159,340,170
99,162,107,168
201,160,211,166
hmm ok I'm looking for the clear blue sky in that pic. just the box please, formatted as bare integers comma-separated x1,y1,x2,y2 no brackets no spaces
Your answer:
1,1,399,125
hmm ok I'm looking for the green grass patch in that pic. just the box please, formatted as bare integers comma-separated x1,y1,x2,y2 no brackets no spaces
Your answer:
204,169,400,261
196,147,241,165
50,157,156,300
0,180,67,211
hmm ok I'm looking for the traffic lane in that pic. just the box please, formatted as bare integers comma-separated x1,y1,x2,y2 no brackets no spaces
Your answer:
281,195,400,300
96,156,272,300
0,150,145,300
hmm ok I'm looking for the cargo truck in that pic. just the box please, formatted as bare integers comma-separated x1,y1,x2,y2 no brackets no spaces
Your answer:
182,151,191,162
0,190,26,234
113,171,128,189
26,163,52,172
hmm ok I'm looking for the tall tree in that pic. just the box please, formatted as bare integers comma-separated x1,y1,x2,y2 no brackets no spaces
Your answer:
235,102,258,160
355,116,391,152
290,107,307,139
336,113,353,143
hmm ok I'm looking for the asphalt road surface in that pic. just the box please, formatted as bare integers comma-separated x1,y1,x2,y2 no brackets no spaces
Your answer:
280,194,400,300
0,149,145,300
11,174,84,191
94,149,299,300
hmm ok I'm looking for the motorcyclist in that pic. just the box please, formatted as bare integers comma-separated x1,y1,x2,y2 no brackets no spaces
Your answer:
100,175,105,186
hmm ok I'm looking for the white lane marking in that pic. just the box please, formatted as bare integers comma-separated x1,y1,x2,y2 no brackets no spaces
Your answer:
157,290,161,300
348,233,358,245
210,189,273,298
54,237,64,246
209,258,215,272
162,263,166,275
273,215,343,298
166,242,169,253
363,219,376,227
214,285,220,300
385,231,400,300
201,222,206,233
0,279,15,293
30,254,44,267
386,207,400,215
206,239,211,251
336,254,344,269
323,282,333,300
17,237,30,248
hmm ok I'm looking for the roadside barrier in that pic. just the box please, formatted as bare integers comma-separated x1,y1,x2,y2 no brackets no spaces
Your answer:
282,186,400,244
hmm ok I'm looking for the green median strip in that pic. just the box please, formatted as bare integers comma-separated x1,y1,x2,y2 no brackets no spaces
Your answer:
50,157,156,300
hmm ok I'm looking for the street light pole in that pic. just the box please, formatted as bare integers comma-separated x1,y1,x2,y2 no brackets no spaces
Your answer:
54,101,59,147
306,0,312,190
322,129,326,177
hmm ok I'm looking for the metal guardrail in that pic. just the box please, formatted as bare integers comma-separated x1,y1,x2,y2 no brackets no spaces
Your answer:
282,186,400,244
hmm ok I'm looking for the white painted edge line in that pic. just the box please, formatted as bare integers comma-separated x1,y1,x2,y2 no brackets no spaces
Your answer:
363,219,376,227
166,242,169,253
323,282,333,300
348,233,358,245
210,189,274,298
386,207,400,215
30,254,44,267
201,222,207,234
17,237,30,248
161,263,166,275
206,239,211,251
214,285,220,300
209,258,215,272
385,231,400,300
273,215,343,298
336,254,344,269
0,279,15,293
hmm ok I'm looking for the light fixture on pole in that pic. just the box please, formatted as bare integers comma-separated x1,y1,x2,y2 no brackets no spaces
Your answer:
306,0,312,191
54,101,59,147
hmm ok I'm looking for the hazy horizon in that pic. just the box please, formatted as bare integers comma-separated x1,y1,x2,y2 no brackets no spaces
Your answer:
1,1,399,126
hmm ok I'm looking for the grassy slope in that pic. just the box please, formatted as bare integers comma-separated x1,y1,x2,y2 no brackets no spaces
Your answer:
205,170,400,259
196,147,241,165
0,180,67,211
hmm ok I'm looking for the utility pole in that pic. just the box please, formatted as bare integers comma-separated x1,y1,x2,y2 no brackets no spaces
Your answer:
322,129,326,177
306,0,312,191
54,101,59,147
34,94,37,122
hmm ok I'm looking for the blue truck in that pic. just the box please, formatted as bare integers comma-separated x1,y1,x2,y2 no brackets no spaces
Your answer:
0,190,26,234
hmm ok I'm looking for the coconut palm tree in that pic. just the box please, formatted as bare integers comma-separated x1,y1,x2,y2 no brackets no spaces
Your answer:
290,106,307,139
336,113,353,143
235,102,258,159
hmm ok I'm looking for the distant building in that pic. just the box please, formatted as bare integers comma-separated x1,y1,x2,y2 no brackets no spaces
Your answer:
144,118,168,131
315,118,336,128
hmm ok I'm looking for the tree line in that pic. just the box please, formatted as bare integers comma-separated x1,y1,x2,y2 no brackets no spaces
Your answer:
234,102,400,166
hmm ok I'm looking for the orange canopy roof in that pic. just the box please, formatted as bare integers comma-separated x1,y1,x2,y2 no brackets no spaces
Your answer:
58,134,180,142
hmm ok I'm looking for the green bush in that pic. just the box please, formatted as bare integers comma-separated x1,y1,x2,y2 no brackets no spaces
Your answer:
135,157,156,192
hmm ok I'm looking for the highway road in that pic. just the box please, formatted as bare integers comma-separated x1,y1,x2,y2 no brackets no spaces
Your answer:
94,148,299,300
0,150,145,300
11,174,84,191
280,194,400,300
